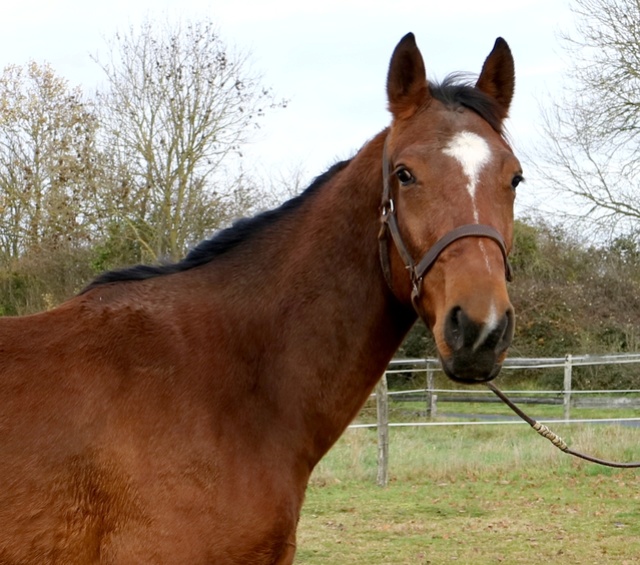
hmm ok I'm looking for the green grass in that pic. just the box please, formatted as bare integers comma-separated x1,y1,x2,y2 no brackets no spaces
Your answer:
297,424,640,564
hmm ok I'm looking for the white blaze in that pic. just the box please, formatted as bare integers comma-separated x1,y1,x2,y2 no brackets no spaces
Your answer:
443,131,492,216
443,130,493,259
444,131,498,340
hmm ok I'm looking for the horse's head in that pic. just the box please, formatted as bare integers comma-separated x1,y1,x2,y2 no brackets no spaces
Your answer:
380,33,520,384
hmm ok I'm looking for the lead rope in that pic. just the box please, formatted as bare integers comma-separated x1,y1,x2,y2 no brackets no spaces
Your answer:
485,381,640,468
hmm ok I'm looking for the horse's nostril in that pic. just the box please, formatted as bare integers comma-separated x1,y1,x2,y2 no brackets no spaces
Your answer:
496,307,515,352
444,306,465,351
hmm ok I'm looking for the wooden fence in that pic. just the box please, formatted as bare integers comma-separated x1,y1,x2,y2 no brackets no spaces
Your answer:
367,353,640,486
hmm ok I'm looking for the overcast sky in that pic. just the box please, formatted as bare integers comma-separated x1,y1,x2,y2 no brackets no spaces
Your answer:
0,0,574,216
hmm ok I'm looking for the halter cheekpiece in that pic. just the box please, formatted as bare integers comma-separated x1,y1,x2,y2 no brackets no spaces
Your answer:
378,138,513,309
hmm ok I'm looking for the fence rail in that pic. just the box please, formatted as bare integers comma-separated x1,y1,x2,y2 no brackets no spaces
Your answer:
365,353,640,486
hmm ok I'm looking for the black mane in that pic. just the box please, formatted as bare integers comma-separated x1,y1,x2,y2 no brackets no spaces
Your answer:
430,74,505,135
82,160,351,293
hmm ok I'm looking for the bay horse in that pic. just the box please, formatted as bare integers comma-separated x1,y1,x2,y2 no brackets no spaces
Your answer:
0,33,522,564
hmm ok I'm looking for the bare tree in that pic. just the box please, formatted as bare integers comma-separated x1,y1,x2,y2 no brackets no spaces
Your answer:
0,20,286,313
0,62,103,312
95,18,285,262
536,0,640,239
0,62,102,258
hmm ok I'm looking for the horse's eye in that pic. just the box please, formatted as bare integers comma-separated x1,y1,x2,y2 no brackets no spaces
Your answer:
395,166,415,186
511,174,524,190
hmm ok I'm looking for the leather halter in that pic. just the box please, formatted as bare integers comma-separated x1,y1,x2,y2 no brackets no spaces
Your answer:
378,139,513,308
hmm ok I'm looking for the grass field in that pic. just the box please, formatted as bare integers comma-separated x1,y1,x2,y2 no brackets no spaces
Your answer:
296,421,640,564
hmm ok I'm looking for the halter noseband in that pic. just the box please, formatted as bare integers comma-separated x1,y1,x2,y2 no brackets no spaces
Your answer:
378,139,513,308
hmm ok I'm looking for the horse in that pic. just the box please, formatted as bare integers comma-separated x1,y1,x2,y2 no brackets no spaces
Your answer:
0,33,521,564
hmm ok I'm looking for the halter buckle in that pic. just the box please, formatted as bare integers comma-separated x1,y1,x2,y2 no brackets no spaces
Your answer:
380,198,395,218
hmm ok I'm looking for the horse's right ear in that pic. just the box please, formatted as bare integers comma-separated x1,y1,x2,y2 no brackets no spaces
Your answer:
387,33,429,120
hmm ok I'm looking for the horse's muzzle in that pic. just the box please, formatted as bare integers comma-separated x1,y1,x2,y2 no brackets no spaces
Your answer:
440,305,514,383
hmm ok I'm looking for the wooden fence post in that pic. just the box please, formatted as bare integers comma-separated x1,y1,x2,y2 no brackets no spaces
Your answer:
426,362,436,420
564,354,572,421
376,373,389,487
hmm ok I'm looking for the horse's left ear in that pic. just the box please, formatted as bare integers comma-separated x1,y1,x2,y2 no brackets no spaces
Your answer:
387,33,429,120
475,38,515,121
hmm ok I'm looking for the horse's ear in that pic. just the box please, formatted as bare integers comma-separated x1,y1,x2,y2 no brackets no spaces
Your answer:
475,38,515,121
387,33,429,120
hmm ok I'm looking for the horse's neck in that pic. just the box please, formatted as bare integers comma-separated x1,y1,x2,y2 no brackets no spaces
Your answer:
215,133,416,466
